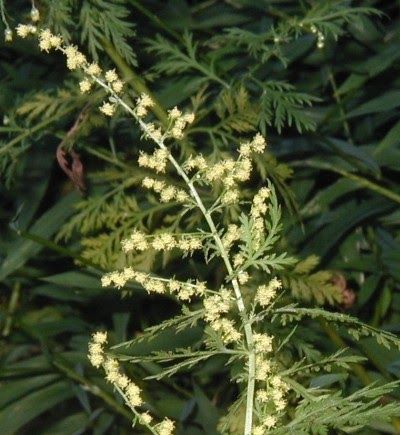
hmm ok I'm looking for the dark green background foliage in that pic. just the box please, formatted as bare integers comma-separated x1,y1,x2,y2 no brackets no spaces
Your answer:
1,0,400,433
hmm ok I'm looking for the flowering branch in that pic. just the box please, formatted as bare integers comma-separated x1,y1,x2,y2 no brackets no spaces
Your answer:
16,25,290,435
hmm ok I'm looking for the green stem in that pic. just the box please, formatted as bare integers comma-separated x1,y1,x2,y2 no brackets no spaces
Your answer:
0,0,10,29
113,384,157,434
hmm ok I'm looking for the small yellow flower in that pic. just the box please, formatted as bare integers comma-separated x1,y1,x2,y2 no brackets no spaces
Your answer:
4,29,13,42
168,106,181,119
49,35,62,48
100,102,116,117
87,63,102,76
238,271,249,284
105,69,118,83
92,331,107,344
30,7,40,22
16,24,35,38
158,418,175,435
79,79,92,94
112,80,124,94
184,113,195,123
140,412,152,425
126,383,143,407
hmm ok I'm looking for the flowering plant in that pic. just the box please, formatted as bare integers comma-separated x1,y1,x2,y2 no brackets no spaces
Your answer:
4,6,400,434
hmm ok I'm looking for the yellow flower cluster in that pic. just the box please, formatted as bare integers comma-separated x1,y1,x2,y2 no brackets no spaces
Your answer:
253,333,273,353
151,233,202,252
203,289,232,322
182,133,266,206
168,108,195,139
142,122,163,142
168,279,207,301
183,155,208,172
233,253,245,268
88,336,145,410
212,317,242,343
16,24,37,38
239,133,267,157
250,186,271,249
255,355,271,380
88,333,176,432
253,415,277,434
100,102,116,117
255,277,282,307
238,271,250,284
64,44,87,70
142,177,190,203
104,68,124,93
79,79,92,94
156,418,175,435
87,62,102,76
205,159,235,183
88,331,107,368
37,29,60,51
204,158,248,205
138,149,169,173
310,25,325,49
136,93,154,117
121,230,202,254
203,289,241,344
103,357,143,408
255,375,289,417
222,224,242,249
121,230,149,252
102,268,206,301
140,412,153,425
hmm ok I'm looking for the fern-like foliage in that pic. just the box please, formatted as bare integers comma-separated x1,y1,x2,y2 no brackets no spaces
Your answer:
214,86,258,136
215,2,379,65
0,85,85,185
79,0,136,66
43,0,74,41
277,381,399,434
16,86,85,122
146,31,228,88
258,81,320,134
277,306,400,350
283,255,343,305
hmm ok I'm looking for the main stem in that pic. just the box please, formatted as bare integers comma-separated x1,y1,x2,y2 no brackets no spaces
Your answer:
151,127,255,435
162,145,256,435
92,77,256,434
